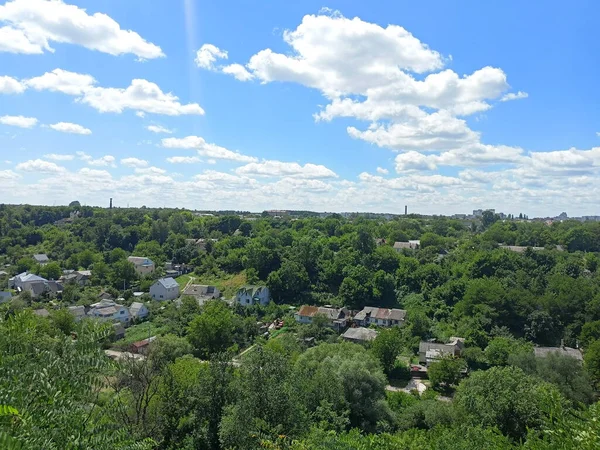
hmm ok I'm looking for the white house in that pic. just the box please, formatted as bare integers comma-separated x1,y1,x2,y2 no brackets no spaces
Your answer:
150,277,179,301
354,307,407,327
235,285,270,307
88,299,130,324
129,301,149,320
8,272,60,299
127,256,155,276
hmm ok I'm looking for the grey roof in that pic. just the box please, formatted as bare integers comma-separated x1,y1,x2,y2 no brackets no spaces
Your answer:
342,327,379,342
354,306,407,322
183,284,217,297
68,305,86,317
28,281,47,296
33,254,49,263
18,272,47,283
0,291,12,300
112,322,125,336
419,339,464,354
393,241,419,250
156,277,178,289
533,346,583,362
129,302,147,316
127,256,155,266
237,285,267,297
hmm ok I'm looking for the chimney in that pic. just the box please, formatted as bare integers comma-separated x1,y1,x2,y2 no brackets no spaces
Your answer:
109,198,113,209
405,205,408,215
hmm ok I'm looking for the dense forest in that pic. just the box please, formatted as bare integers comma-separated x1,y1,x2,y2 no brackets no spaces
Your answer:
2,203,600,449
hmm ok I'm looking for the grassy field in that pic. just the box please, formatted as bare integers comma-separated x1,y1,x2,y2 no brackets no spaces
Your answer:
176,271,248,299
113,321,167,349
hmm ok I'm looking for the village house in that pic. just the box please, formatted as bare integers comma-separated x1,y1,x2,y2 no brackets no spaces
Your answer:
131,336,157,355
419,337,465,365
295,305,350,331
182,284,220,305
68,305,86,321
127,256,155,276
236,285,270,307
9,272,61,299
393,240,420,251
354,306,407,327
88,299,130,324
112,322,125,340
0,291,12,304
97,290,114,301
129,301,149,321
533,345,583,362
33,254,50,266
342,327,379,344
149,277,180,301
59,270,92,287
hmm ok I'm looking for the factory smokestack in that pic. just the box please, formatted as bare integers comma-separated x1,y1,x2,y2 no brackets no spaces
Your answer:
110,198,113,209
405,205,407,215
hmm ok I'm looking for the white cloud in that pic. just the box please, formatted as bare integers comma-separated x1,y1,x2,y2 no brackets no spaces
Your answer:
16,159,65,173
121,157,148,168
195,43,228,69
20,69,205,116
135,166,166,175
222,64,254,81
207,159,217,165
395,151,437,172
136,111,145,118
0,0,164,59
501,91,528,102
235,160,338,179
81,79,205,115
161,136,257,162
0,115,37,128
166,156,202,164
147,124,172,134
0,75,24,93
49,122,91,135
376,167,389,174
26,68,95,95
195,170,257,186
77,152,116,167
44,153,74,161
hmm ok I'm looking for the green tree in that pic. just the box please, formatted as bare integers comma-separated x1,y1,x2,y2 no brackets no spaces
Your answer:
584,339,600,389
428,356,466,390
455,366,565,441
40,262,62,280
370,327,403,374
187,301,235,358
267,259,310,303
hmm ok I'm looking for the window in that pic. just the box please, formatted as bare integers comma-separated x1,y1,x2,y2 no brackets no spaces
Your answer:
120,310,124,314
160,295,163,298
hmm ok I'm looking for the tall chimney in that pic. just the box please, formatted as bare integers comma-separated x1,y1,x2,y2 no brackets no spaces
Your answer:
404,205,407,215
109,198,113,209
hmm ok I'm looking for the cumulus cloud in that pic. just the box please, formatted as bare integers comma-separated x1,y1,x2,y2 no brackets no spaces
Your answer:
135,166,166,175
77,152,116,167
195,44,228,69
235,160,338,179
16,159,65,173
501,91,529,102
147,125,172,134
121,157,148,168
161,136,257,162
222,64,254,81
0,75,24,93
0,0,164,59
166,156,202,164
44,153,74,161
395,151,437,172
0,115,37,128
11,69,205,116
49,122,91,135
376,167,389,174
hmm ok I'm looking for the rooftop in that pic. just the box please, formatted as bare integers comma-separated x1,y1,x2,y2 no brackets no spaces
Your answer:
156,277,178,289
342,327,379,342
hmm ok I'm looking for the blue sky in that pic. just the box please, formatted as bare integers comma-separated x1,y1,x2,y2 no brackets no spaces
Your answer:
0,0,598,216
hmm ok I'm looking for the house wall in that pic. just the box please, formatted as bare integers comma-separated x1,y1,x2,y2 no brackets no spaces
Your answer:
295,314,312,324
133,263,155,276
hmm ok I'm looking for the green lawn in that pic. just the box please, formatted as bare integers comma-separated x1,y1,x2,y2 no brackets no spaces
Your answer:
113,321,167,349
177,271,248,299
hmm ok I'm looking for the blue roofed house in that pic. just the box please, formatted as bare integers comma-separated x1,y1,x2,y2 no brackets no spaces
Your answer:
127,256,155,276
8,272,59,299
236,285,270,307
150,277,180,301
87,299,130,324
